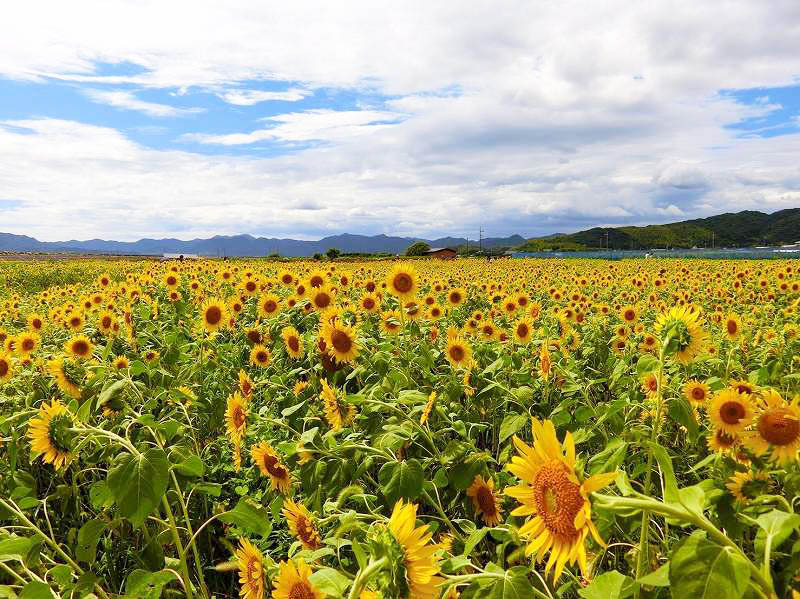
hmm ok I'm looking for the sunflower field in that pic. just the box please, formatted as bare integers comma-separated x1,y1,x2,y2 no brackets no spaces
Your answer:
1,257,800,599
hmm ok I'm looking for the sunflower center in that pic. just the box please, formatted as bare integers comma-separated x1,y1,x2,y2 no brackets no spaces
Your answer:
533,461,584,540
624,309,635,321
70,317,81,328
297,517,319,547
691,387,706,401
262,453,288,478
289,582,315,599
256,351,268,363
714,428,736,448
232,406,246,428
282,274,293,284
758,408,800,446
263,300,277,313
449,345,465,362
288,336,300,352
247,330,262,344
22,338,34,351
102,316,112,328
205,306,222,325
331,330,353,354
720,401,746,424
0,360,8,377
392,273,413,293
310,275,324,288
450,292,461,303
476,487,496,516
73,341,89,356
314,293,331,309
363,298,375,309
727,320,738,335
246,281,257,292
517,323,529,338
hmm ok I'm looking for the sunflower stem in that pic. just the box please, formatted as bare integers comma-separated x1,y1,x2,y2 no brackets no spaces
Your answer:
347,556,388,599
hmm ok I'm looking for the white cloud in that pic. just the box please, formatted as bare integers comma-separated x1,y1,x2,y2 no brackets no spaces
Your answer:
217,88,311,105
0,1,799,239
84,89,204,117
184,109,404,145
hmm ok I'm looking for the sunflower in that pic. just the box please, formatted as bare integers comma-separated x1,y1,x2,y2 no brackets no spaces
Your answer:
743,389,800,464
708,388,755,436
513,317,533,344
272,560,323,599
360,293,380,313
723,313,742,340
235,538,265,599
640,372,659,399
28,400,75,470
708,427,739,454
27,313,45,331
251,441,291,493
725,471,770,504
97,310,116,336
112,355,130,370
310,286,334,311
201,298,228,333
466,475,503,526
163,273,180,289
65,311,85,331
420,391,437,426
308,270,327,288
16,331,39,356
293,380,309,396
387,263,418,299
610,337,627,354
282,499,322,550
225,392,248,443
65,335,94,361
447,287,466,307
620,305,638,325
239,369,254,398
48,356,82,398
654,305,708,365
278,270,295,286
380,311,403,335
505,419,617,581
250,345,271,368
385,500,444,599
445,335,472,369
683,380,709,406
321,378,345,432
281,326,304,359
0,353,12,384
322,322,359,364
257,293,281,319
143,349,160,364
539,340,552,380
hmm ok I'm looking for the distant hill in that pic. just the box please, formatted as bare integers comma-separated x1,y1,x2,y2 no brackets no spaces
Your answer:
0,231,525,257
518,209,800,251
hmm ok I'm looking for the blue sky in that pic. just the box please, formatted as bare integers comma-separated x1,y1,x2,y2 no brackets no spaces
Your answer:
0,1,799,241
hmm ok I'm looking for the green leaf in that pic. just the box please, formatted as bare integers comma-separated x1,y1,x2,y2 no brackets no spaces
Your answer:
107,448,169,528
578,570,634,598
125,569,178,599
170,448,205,477
47,564,73,587
18,582,51,599
499,413,528,444
462,527,489,557
635,355,659,377
0,536,32,562
647,442,678,503
219,498,272,537
76,519,106,564
378,459,424,505
308,568,351,597
668,533,749,599
636,562,669,587
755,509,800,552
489,567,535,599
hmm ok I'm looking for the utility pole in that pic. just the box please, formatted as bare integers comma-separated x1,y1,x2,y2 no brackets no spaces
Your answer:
712,231,715,249
479,227,484,253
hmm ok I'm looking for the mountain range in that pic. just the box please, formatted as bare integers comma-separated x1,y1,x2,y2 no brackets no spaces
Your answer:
0,231,525,257
518,209,800,251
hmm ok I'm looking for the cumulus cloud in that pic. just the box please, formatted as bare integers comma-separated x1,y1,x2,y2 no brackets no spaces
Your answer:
0,0,799,239
84,89,204,117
